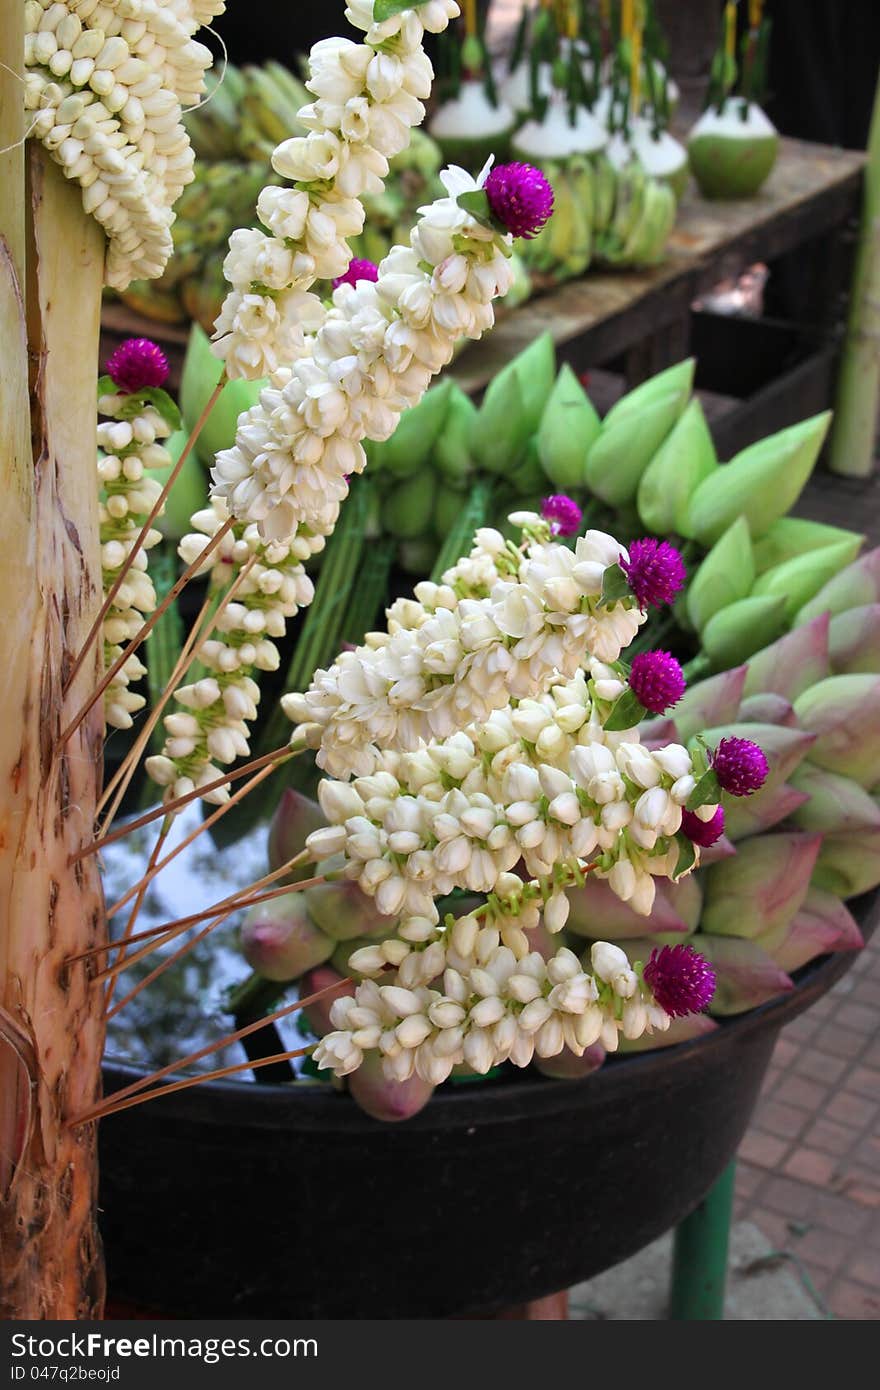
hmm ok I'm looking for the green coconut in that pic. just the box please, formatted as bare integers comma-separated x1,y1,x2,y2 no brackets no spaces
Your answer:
429,80,515,173
688,98,779,200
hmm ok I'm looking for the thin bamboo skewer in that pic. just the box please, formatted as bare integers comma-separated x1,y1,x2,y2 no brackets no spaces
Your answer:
63,379,225,699
70,1046,314,1126
71,740,296,862
94,871,327,983
57,514,235,750
70,976,350,1124
95,552,259,834
103,762,290,922
106,912,224,1021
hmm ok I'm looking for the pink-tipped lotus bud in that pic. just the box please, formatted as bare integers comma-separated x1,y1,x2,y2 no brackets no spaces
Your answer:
566,875,689,940
533,1043,606,1079
794,674,880,787
662,874,704,934
699,833,738,865
640,716,681,749
304,879,391,942
795,547,880,626
829,604,880,675
347,1052,434,1123
620,1013,719,1052
767,887,864,973
813,827,880,898
299,965,355,1037
743,613,830,702
688,935,794,1016
701,831,822,940
524,922,565,960
738,693,798,726
674,666,748,741
241,893,334,981
268,789,326,882
723,782,810,842
788,763,880,834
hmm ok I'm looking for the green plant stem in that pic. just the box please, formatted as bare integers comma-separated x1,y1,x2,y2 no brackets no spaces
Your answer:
430,478,492,582
144,548,184,761
340,534,396,645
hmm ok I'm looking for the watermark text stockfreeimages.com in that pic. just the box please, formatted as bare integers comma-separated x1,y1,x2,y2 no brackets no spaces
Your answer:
10,1334,316,1369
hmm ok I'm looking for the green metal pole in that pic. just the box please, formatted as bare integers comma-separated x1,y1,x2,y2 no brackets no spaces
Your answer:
668,1161,736,1319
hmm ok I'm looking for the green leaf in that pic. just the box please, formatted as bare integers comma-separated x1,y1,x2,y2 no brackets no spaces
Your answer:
672,836,698,881
97,374,117,398
139,387,182,431
599,563,632,609
457,189,494,229
602,688,646,732
686,769,721,813
373,0,432,20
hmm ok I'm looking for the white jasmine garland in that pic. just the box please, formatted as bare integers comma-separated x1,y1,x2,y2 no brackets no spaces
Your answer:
97,387,171,729
145,498,321,805
24,0,225,288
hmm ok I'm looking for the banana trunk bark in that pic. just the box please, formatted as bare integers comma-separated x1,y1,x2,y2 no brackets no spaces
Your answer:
0,33,108,1315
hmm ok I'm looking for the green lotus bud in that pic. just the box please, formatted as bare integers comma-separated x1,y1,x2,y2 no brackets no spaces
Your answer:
565,875,690,940
510,435,549,495
696,722,817,793
752,517,864,574
738,694,796,726
304,879,390,942
684,412,831,545
397,537,440,574
434,480,469,539
604,359,695,425
812,828,880,897
751,539,862,624
299,965,355,1037
381,381,453,478
723,782,809,843
536,363,601,490
347,1052,435,1123
533,1044,606,1078
472,332,556,473
700,832,822,940
433,386,477,483
181,323,266,468
673,666,747,741
701,594,787,669
768,888,863,974
330,933,396,981
793,674,880,786
619,1013,718,1052
241,893,334,982
794,547,880,626
637,397,718,534
829,604,880,674
743,614,830,701
584,388,691,507
268,790,326,883
686,516,754,632
380,466,436,540
152,430,209,540
788,762,880,834
692,935,793,1017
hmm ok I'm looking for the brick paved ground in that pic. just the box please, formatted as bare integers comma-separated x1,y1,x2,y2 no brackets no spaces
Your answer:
734,926,880,1320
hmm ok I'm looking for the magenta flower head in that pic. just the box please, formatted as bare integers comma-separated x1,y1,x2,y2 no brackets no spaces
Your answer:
485,162,554,239
681,805,725,847
644,944,716,1018
628,650,686,714
620,538,686,610
332,258,379,290
106,338,169,394
711,737,769,797
542,494,583,537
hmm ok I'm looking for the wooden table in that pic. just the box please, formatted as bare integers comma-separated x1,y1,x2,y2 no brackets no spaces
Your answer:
451,137,866,458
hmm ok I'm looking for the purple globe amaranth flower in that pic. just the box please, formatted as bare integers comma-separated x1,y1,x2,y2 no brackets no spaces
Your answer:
628,649,686,714
106,337,169,393
542,493,583,537
620,538,687,610
681,805,725,847
485,162,554,240
711,736,769,797
332,258,379,290
644,944,716,1018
